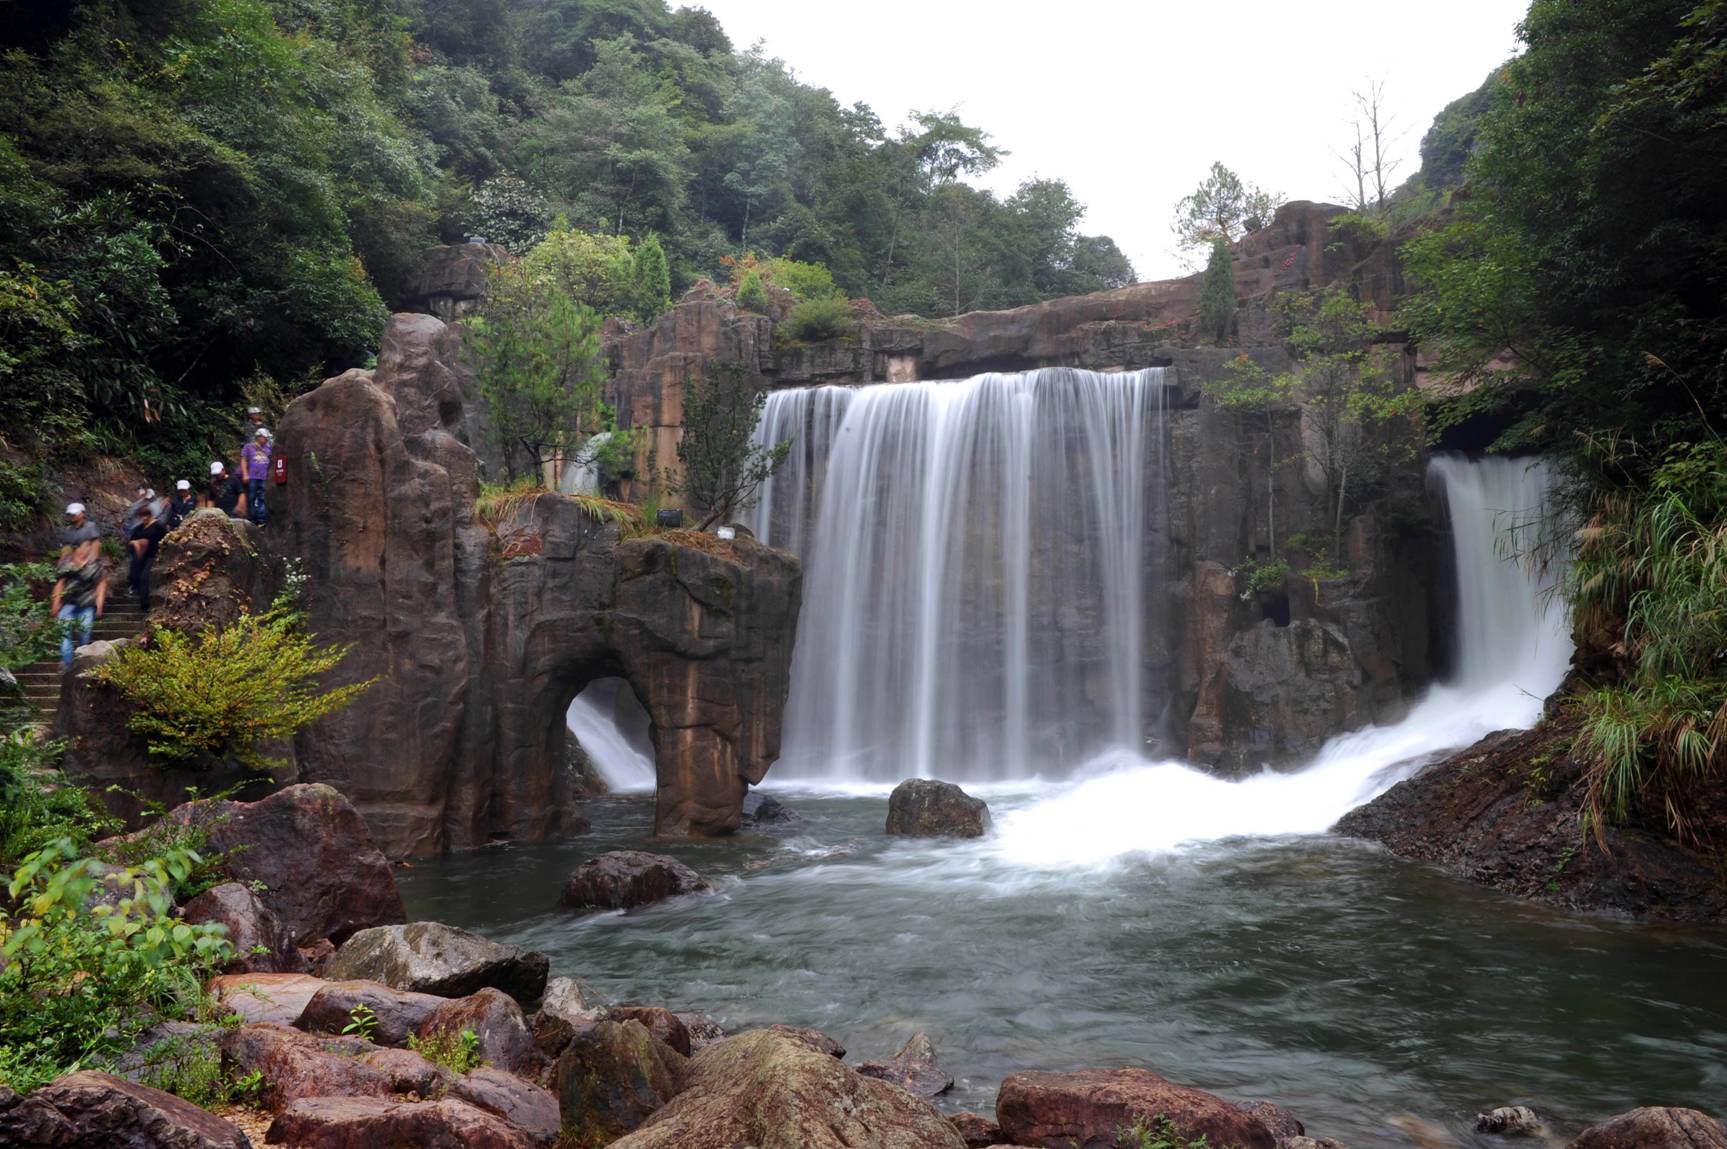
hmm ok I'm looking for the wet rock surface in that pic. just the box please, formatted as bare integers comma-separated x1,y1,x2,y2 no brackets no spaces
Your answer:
608,1005,694,1056
553,1019,686,1143
885,779,991,838
607,1028,965,1149
323,921,549,1003
0,1071,251,1149
560,850,713,913
995,1067,1277,1149
1566,1108,1727,1149
418,987,547,1076
209,972,328,1026
1478,1106,1544,1137
855,1032,953,1098
742,791,800,828
295,979,447,1046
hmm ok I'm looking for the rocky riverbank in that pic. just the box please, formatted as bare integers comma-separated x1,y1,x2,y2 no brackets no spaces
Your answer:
4,779,1722,1149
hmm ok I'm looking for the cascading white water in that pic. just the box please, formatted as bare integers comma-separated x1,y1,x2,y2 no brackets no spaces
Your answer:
990,451,1576,863
746,369,1168,783
565,679,657,793
556,431,614,496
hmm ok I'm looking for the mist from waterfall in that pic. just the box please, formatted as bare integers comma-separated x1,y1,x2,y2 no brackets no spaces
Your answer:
745,368,1168,783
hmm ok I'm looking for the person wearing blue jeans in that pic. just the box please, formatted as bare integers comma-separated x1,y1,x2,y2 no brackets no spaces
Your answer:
50,560,105,666
241,426,273,527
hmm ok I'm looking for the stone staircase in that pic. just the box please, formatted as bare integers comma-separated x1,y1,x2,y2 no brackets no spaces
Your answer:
15,597,147,727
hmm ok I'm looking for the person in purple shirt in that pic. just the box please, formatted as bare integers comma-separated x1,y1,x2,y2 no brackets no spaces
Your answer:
241,427,273,526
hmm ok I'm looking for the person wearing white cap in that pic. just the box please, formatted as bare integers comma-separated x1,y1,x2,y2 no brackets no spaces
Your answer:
208,460,246,518
241,427,273,527
52,503,106,666
58,501,100,563
167,479,196,529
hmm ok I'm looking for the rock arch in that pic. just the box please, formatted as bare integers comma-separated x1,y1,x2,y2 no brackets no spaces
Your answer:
274,313,801,856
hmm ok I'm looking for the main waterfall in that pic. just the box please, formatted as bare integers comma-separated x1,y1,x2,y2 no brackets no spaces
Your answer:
746,369,1169,783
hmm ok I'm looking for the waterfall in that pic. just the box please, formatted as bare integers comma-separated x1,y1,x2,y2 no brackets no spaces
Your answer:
565,679,657,793
991,451,1576,864
556,431,614,496
746,368,1169,783
1429,454,1572,695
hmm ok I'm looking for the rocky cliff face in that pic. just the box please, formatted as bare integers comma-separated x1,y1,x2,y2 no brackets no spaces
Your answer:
269,313,800,855
603,203,1431,770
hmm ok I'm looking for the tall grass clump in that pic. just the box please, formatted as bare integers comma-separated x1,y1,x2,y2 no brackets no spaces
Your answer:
1569,440,1727,846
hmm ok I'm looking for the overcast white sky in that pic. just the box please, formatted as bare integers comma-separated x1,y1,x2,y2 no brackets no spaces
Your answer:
694,0,1528,281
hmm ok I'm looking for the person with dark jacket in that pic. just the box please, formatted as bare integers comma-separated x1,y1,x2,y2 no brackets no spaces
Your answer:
166,479,196,528
208,461,246,518
50,553,105,666
126,503,167,610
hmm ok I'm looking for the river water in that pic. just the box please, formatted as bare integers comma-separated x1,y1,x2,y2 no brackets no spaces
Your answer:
401,787,1727,1148
407,399,1726,1146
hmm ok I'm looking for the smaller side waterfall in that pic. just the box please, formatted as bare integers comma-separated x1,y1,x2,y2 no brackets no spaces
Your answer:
565,679,656,793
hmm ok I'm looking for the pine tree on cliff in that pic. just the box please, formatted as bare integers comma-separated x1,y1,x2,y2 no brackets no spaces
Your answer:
632,233,672,324
1199,239,1236,345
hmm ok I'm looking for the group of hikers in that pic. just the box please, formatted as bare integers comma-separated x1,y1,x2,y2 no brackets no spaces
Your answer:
48,409,277,666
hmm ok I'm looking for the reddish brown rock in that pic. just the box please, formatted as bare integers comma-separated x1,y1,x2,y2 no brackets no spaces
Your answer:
161,784,405,946
265,1096,539,1149
995,1068,1277,1149
560,851,712,913
950,1110,1009,1146
417,987,547,1077
855,1032,953,1098
209,973,327,1026
447,1066,560,1146
554,1019,686,1143
277,314,803,852
295,979,447,1046
608,1006,694,1056
608,1028,963,1149
182,883,306,975
1566,1108,1727,1149
0,1071,251,1149
677,1012,727,1053
218,1023,396,1111
1240,1100,1306,1141
762,1024,845,1058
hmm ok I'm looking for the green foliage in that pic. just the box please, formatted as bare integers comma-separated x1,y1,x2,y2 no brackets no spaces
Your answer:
1569,441,1727,843
675,360,791,529
407,1027,483,1074
90,609,376,772
466,261,614,483
1,562,58,674
0,838,233,1090
1172,162,1282,256
343,1003,380,1040
780,296,853,344
459,175,554,251
1237,558,1291,597
1202,356,1296,552
739,255,842,303
520,222,638,317
1415,67,1504,192
1118,1115,1213,1149
630,232,672,323
133,1029,264,1108
735,269,769,313
0,733,117,873
1197,239,1235,345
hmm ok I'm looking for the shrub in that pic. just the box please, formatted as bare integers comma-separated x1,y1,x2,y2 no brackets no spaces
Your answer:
1118,1115,1212,1149
91,609,377,772
0,733,116,871
1,561,59,674
407,1027,482,1074
780,296,852,343
0,838,233,1090
0,460,45,533
735,269,769,313
754,256,841,302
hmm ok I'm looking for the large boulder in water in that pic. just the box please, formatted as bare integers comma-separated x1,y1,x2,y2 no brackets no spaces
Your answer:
885,779,990,838
560,850,712,913
1566,1108,1727,1149
995,1068,1277,1149
0,1071,251,1149
323,921,549,1005
608,1028,965,1149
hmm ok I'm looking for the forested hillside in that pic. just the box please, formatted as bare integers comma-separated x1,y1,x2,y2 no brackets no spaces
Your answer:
0,0,1134,499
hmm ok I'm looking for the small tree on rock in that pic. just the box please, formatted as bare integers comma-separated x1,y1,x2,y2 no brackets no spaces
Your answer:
630,232,672,324
1173,162,1283,258
465,262,615,485
676,360,791,529
1198,238,1236,344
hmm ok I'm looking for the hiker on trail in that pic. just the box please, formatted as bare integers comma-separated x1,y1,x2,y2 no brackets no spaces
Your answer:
123,485,155,536
58,502,100,564
208,461,246,519
241,427,273,526
126,503,167,611
166,479,196,528
50,546,106,667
